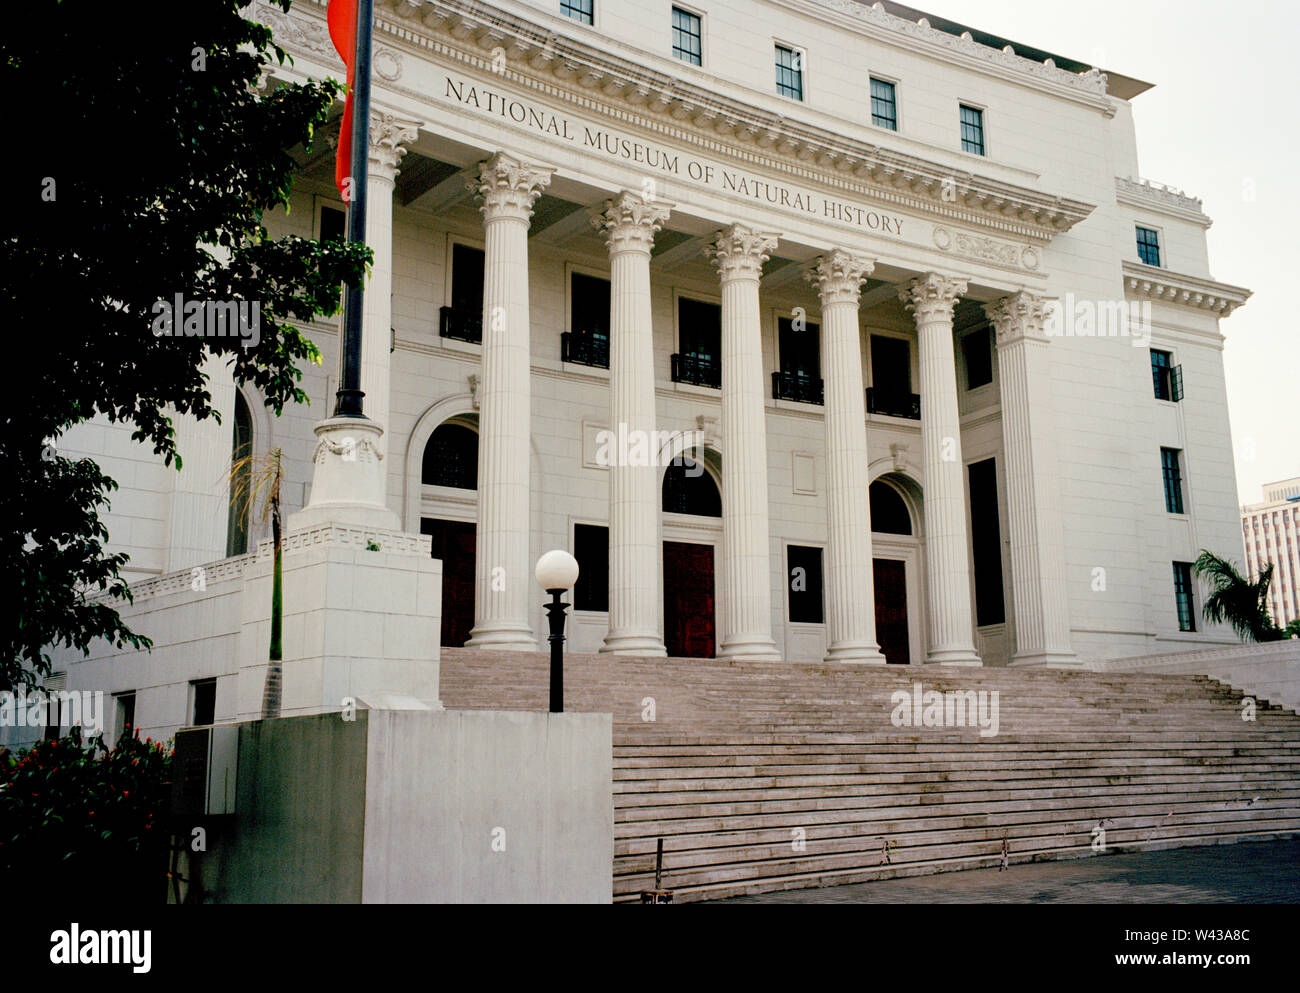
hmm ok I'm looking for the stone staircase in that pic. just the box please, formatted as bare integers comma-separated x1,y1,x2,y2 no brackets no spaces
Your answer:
439,648,1300,902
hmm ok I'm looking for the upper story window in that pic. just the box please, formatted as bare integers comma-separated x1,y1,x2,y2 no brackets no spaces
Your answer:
870,77,897,130
867,334,919,420
672,297,721,388
962,326,993,390
959,104,985,155
672,7,702,66
560,0,593,25
1136,225,1162,266
564,272,610,368
774,315,822,404
319,204,346,242
775,44,804,100
1161,447,1185,515
441,243,484,344
1150,348,1184,402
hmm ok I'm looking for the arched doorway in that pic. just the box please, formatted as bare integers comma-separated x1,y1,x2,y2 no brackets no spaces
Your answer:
420,416,479,647
225,390,253,557
869,476,920,665
662,455,720,658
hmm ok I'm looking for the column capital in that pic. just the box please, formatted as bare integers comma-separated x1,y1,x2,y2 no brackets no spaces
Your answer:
899,272,968,323
704,224,780,281
592,190,673,255
984,291,1053,346
471,151,554,222
806,249,876,306
368,110,420,181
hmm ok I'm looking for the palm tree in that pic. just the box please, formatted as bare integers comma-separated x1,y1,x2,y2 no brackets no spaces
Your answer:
1192,549,1281,643
227,448,286,718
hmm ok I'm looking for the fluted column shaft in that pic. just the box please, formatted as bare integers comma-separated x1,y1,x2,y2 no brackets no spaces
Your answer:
902,274,981,665
359,112,418,463
808,251,886,663
597,192,672,655
466,152,552,649
985,293,1079,667
707,225,782,661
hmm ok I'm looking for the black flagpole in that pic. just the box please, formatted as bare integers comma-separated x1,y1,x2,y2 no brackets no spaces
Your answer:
333,0,374,419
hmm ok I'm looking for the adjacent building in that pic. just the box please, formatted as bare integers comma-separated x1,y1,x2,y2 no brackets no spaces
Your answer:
1242,477,1300,630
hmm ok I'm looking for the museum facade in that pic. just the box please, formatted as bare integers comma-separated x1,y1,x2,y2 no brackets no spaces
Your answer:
41,0,1257,737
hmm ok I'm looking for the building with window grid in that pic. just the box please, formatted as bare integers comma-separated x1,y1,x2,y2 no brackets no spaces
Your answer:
31,0,1257,741
1242,478,1300,631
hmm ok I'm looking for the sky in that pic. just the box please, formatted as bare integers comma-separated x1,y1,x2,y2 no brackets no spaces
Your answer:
916,0,1298,505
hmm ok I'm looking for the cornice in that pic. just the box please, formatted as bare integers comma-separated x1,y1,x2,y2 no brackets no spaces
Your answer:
267,0,1096,242
1115,176,1211,229
1121,261,1251,317
802,0,1114,105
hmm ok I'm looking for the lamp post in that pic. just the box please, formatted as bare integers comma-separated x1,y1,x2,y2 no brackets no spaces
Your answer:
535,550,580,713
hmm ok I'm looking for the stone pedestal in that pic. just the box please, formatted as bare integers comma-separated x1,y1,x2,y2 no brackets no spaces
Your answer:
290,417,400,532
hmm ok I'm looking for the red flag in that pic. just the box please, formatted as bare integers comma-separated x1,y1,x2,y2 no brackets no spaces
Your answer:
327,0,358,202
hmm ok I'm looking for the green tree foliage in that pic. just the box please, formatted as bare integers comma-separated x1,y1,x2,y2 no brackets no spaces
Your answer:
1,1,370,688
0,727,173,901
1193,550,1284,643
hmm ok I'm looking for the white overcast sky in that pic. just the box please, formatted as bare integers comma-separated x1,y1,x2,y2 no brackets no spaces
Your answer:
921,0,1298,505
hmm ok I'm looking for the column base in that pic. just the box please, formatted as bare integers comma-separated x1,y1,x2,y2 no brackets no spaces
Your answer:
1010,650,1083,669
825,641,888,665
465,624,539,652
925,649,983,666
717,636,783,662
600,632,668,657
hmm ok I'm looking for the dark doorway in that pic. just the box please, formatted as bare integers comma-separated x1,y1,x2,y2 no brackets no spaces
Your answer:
873,558,910,665
664,541,715,658
421,518,476,647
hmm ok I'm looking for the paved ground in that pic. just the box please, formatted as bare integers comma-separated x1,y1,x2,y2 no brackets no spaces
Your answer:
708,839,1300,903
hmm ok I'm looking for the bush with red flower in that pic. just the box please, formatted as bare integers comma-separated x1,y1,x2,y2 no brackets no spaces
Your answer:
0,726,172,902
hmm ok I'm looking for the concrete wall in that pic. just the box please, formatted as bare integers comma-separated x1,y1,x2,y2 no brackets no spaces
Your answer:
1099,639,1300,714
204,707,613,904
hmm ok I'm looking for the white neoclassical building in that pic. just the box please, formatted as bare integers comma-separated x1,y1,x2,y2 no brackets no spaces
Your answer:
1242,478,1300,630
35,0,1259,738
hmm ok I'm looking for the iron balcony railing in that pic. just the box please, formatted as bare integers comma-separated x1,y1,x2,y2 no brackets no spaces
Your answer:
439,305,482,344
561,329,609,369
671,352,720,389
772,370,823,405
866,386,921,420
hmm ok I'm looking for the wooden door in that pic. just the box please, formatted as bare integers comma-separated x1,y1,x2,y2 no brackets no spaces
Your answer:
421,518,476,647
873,558,910,665
663,541,715,658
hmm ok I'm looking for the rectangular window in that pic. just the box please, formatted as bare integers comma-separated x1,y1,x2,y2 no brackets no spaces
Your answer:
867,335,919,419
870,77,897,130
774,315,822,404
968,459,1006,626
787,545,824,624
564,272,611,368
775,44,804,100
1136,226,1161,267
962,327,993,390
319,205,346,243
560,0,593,25
959,104,985,155
1150,348,1172,400
114,691,137,742
190,678,216,727
573,524,609,612
673,297,722,388
672,7,702,65
1161,447,1185,514
441,243,485,343
1173,561,1196,632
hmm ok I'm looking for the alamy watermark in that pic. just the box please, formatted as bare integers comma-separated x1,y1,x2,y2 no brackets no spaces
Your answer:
890,682,1000,737
151,293,261,348
0,688,105,734
1044,295,1151,347
594,425,705,475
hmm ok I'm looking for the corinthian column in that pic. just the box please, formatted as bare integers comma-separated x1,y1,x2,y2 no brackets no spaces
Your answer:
984,292,1079,667
596,192,672,656
706,225,782,661
901,273,981,665
360,110,419,463
807,251,886,663
465,152,553,650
